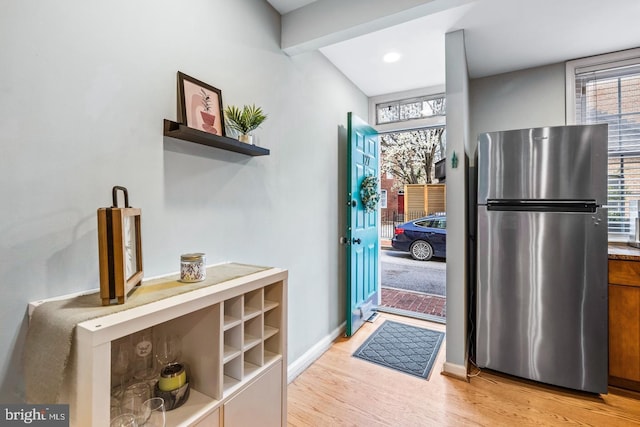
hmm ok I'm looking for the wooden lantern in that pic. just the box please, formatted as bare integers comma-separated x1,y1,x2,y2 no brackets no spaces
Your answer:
97,186,143,305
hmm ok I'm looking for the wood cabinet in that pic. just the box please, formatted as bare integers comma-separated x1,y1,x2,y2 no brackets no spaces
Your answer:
608,258,640,391
29,264,287,426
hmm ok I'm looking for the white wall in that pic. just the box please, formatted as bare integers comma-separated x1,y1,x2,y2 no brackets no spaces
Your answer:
0,0,367,402
443,29,470,375
469,62,566,155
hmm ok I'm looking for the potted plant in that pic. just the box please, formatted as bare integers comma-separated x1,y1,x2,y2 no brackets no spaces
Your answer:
223,104,267,144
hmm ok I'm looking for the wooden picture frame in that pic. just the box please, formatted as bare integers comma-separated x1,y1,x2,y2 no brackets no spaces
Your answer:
98,186,143,305
177,71,226,137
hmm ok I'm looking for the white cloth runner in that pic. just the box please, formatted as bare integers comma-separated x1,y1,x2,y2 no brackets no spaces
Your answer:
23,262,269,404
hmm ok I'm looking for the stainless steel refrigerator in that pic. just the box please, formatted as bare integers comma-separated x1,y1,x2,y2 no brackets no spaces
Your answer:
476,124,609,394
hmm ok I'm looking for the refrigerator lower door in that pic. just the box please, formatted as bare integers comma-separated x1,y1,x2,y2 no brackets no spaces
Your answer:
476,206,608,393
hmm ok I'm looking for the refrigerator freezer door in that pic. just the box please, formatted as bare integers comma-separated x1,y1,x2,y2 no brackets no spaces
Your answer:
477,124,608,205
476,206,608,393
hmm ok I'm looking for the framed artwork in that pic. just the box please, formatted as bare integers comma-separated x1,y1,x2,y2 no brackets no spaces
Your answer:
177,71,226,136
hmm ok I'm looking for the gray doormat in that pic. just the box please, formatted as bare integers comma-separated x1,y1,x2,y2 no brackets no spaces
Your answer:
352,320,444,379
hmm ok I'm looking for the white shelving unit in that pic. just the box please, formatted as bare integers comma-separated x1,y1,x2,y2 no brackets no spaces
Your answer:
29,265,287,427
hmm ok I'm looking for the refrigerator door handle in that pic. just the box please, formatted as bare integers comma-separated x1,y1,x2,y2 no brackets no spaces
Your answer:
486,200,598,213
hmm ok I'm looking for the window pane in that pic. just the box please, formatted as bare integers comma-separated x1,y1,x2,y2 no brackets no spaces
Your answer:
380,190,388,209
576,64,640,235
608,154,640,233
399,101,423,120
425,97,446,116
421,101,435,116
621,76,640,114
377,104,398,124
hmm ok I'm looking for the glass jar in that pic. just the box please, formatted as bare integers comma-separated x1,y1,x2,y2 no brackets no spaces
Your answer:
180,253,206,282
131,329,155,381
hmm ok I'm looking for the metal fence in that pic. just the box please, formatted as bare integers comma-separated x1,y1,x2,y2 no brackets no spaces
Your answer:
380,210,427,238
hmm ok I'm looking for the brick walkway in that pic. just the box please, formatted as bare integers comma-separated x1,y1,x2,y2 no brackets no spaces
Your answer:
380,287,446,319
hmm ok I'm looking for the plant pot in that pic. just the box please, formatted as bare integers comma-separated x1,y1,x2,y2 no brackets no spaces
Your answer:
200,111,218,134
238,134,253,144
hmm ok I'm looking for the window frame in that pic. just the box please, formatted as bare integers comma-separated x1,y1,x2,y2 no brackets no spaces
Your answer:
566,47,640,241
369,86,446,134
566,48,640,125
375,93,446,125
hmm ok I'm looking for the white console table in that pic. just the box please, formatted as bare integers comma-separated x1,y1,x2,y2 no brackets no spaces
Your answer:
26,263,288,427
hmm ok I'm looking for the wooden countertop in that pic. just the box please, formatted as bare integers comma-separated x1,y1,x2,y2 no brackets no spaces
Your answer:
609,243,640,261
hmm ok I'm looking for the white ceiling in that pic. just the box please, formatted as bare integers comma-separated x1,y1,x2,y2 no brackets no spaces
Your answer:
268,0,640,97
267,0,317,15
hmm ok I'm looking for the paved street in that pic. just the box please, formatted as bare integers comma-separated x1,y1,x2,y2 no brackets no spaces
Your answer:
381,249,446,296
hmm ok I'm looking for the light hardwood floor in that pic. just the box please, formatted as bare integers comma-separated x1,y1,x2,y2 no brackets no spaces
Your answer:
287,313,640,426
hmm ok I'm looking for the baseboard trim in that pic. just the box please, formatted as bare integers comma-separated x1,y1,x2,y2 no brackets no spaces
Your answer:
441,361,469,382
287,322,346,383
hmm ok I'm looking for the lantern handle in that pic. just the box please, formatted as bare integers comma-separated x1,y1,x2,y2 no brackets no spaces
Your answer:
112,186,130,208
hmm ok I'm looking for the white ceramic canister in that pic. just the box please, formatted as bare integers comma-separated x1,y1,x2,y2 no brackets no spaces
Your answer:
180,253,206,282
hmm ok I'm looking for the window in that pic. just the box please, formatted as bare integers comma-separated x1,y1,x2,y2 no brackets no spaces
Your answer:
567,48,640,237
380,190,388,209
376,94,445,125
415,217,445,229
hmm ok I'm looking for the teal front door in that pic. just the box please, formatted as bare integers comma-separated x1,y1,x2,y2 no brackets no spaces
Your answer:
345,112,379,337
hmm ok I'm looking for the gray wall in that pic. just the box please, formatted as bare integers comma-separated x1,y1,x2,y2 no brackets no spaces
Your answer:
0,0,367,402
469,62,567,157
443,58,567,371
461,61,567,367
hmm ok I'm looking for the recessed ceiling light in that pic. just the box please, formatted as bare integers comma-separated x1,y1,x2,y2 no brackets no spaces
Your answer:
383,52,402,63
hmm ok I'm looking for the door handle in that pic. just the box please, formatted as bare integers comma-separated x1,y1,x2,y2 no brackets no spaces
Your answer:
340,237,361,245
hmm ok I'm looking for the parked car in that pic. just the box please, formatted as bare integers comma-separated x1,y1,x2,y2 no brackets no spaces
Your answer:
391,213,446,261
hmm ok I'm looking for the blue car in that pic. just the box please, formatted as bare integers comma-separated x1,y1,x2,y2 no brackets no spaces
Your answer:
391,214,446,261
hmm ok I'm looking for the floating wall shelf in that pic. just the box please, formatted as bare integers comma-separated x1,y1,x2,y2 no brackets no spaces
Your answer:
163,119,270,157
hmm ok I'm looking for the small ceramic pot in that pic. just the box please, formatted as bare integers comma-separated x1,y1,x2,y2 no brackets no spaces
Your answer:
238,134,253,144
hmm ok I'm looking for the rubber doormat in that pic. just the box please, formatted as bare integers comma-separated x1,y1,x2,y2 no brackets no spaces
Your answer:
352,320,444,379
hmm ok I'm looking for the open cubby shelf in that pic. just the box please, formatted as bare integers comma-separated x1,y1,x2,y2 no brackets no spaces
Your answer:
244,306,261,320
163,119,270,156
30,264,287,427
